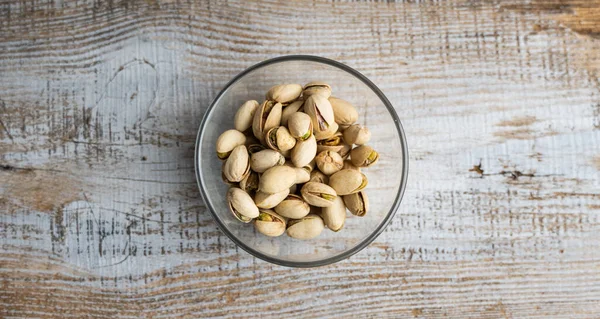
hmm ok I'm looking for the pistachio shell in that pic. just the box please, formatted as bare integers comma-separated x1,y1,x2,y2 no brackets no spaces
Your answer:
291,135,317,168
343,124,371,145
240,170,259,194
342,159,361,171
250,149,285,173
309,170,329,184
227,187,259,223
254,189,290,209
234,100,259,132
321,195,346,231
266,84,302,104
314,121,339,141
275,194,310,219
329,97,358,127
317,132,343,147
281,101,304,126
288,112,313,140
216,129,247,159
350,145,379,167
343,191,369,217
328,169,367,195
259,165,297,194
252,100,283,143
302,81,332,98
315,150,344,176
223,145,250,182
265,126,296,152
300,182,337,207
254,210,286,237
286,214,325,240
304,95,335,135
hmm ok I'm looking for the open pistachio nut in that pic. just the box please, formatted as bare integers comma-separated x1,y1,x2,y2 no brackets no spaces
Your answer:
223,145,250,183
343,124,371,145
254,210,286,237
329,96,358,128
275,194,310,219
216,129,246,160
343,191,369,217
328,169,367,196
250,149,285,173
227,187,259,223
234,100,259,132
265,126,296,152
291,135,317,168
280,100,304,126
350,145,379,167
304,94,335,136
286,214,325,240
302,81,332,98
300,182,337,207
252,100,282,143
254,189,290,209
258,165,297,194
288,112,313,140
315,150,344,176
321,195,346,232
266,84,302,105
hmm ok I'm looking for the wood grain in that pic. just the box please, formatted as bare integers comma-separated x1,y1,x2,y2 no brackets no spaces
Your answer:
2,0,600,318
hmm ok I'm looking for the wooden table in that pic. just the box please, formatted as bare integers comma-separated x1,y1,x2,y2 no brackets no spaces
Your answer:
2,0,600,317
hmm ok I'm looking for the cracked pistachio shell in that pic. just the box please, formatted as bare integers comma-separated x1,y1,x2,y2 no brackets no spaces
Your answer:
317,132,343,147
322,195,346,232
216,129,247,160
265,126,296,152
309,170,329,184
254,210,286,237
329,97,358,127
223,145,250,183
328,169,367,195
315,150,344,176
250,149,285,173
266,84,302,104
304,95,335,135
343,124,371,145
252,100,283,143
291,135,317,168
314,121,339,141
281,100,304,126
343,191,369,217
288,112,313,140
234,100,259,132
302,81,332,98
342,159,361,171
227,187,259,223
259,165,297,194
254,189,290,209
300,182,337,207
275,194,310,219
350,145,379,167
240,170,259,194
286,214,325,240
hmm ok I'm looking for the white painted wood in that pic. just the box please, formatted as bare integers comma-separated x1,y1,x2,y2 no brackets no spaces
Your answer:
1,0,600,317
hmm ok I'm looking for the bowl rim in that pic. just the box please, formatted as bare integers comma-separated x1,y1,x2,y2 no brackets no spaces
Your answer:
195,55,409,268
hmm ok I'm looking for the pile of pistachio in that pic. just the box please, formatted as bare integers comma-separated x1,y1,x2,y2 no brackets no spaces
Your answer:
216,82,378,240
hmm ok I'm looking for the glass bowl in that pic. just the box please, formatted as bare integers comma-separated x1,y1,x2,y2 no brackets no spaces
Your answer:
195,55,408,267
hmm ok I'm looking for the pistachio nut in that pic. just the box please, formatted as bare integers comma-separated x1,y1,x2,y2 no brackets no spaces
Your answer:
315,150,344,176
234,100,259,132
286,214,325,240
343,191,369,217
302,81,332,98
342,159,361,171
221,169,238,187
300,182,337,207
216,129,247,159
329,97,358,128
304,95,335,135
328,169,367,195
254,210,286,237
227,187,259,223
275,194,310,219
266,84,302,104
314,120,339,141
350,145,379,167
265,126,296,152
321,195,346,232
343,124,371,145
259,165,297,194
223,145,250,182
317,132,343,147
254,189,290,209
247,143,266,155
295,166,311,184
240,170,259,194
252,100,283,143
250,149,285,173
288,112,313,140
280,100,304,126
338,144,352,159
309,170,329,184
291,135,317,168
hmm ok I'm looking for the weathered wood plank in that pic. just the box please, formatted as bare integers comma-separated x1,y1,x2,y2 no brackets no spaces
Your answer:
2,0,600,318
